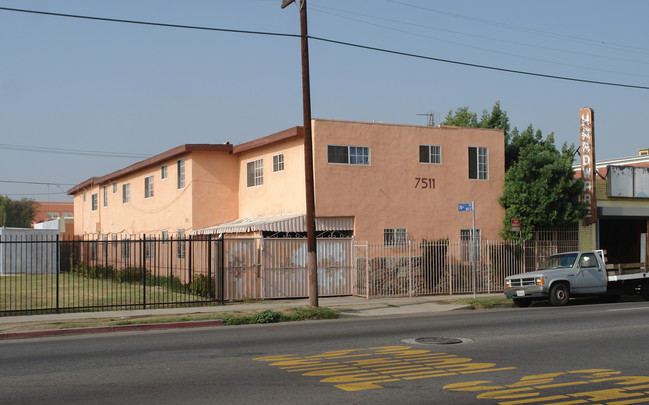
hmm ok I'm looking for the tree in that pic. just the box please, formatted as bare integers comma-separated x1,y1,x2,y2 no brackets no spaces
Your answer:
499,130,587,240
0,196,38,228
442,101,510,136
442,102,586,240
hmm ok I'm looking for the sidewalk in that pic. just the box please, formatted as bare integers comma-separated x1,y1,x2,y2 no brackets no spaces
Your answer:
0,294,508,340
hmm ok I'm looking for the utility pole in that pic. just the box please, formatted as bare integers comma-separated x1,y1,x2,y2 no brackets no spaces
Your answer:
281,0,318,307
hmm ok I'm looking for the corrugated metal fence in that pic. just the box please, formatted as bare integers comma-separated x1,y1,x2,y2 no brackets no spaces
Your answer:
223,238,354,300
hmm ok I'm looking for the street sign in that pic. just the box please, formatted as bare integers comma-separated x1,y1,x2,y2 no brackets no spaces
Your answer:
458,203,473,212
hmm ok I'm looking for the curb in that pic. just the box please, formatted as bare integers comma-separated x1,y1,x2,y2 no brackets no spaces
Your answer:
0,319,225,341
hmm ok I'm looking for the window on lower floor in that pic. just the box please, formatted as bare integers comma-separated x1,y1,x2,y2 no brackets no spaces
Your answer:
384,228,407,246
145,236,155,259
460,229,481,261
177,229,186,259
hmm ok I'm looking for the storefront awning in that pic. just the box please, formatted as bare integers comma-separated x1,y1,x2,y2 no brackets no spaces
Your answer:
191,214,354,235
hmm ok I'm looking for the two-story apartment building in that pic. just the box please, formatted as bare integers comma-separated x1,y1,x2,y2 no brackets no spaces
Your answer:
68,119,506,243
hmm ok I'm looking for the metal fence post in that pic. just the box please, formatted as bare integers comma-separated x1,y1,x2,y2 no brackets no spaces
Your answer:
408,240,413,297
141,235,146,310
207,234,213,300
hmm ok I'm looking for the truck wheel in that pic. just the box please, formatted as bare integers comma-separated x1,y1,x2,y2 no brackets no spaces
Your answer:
641,281,649,301
513,298,532,308
549,283,570,306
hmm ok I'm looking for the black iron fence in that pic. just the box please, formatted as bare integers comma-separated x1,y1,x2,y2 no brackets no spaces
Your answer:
1,234,224,316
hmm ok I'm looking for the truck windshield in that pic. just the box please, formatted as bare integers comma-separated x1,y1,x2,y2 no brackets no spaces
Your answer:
538,253,578,270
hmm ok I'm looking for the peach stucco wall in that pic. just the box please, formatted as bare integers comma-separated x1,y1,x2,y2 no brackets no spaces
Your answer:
311,120,505,241
74,151,237,236
237,136,306,218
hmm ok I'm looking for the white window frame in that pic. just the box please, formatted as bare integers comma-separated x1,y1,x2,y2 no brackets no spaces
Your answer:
247,159,264,187
419,145,441,164
177,159,185,189
161,164,168,180
469,146,488,180
112,182,118,194
384,228,407,247
273,153,284,173
327,145,370,165
122,183,131,204
161,230,168,245
144,175,154,199
103,185,108,207
460,228,481,261
177,229,186,259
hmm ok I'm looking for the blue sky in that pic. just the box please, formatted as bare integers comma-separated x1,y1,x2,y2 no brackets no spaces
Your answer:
1,0,648,202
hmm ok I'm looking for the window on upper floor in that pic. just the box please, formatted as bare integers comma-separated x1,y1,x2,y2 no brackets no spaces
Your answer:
419,145,441,164
122,183,131,204
112,182,117,194
46,212,59,220
91,193,98,211
384,228,407,247
469,146,489,180
161,165,168,180
327,145,370,165
103,185,108,207
273,154,284,172
468,147,488,180
177,159,185,189
247,159,264,187
144,175,154,199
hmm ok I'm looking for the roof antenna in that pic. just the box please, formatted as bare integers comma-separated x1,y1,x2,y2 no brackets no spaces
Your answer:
417,112,435,127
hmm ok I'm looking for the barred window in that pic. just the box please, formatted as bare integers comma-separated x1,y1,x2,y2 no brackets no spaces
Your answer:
460,229,481,261
384,228,407,246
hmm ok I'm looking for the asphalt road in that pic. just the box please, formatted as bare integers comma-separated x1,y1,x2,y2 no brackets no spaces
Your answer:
2,299,649,404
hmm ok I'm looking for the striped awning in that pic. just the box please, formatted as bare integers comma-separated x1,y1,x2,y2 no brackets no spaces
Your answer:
191,213,354,235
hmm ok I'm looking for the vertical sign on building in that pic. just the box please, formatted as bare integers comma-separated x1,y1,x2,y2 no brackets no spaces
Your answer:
580,107,597,225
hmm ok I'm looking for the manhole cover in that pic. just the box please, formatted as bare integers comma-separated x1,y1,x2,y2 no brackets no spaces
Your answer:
414,337,464,345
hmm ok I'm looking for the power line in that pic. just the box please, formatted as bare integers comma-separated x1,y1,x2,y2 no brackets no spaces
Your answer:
0,143,150,159
0,180,77,186
311,5,649,76
0,6,648,90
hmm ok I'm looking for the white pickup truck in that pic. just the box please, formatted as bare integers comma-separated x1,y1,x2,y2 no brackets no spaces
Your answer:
504,250,649,307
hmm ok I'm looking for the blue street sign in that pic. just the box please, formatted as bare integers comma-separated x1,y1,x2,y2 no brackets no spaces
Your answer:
458,203,473,212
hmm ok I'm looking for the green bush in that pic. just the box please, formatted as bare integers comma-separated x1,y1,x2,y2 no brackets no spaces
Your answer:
254,309,280,323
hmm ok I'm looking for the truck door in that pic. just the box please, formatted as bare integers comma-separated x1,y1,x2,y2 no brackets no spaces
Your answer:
574,252,607,293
